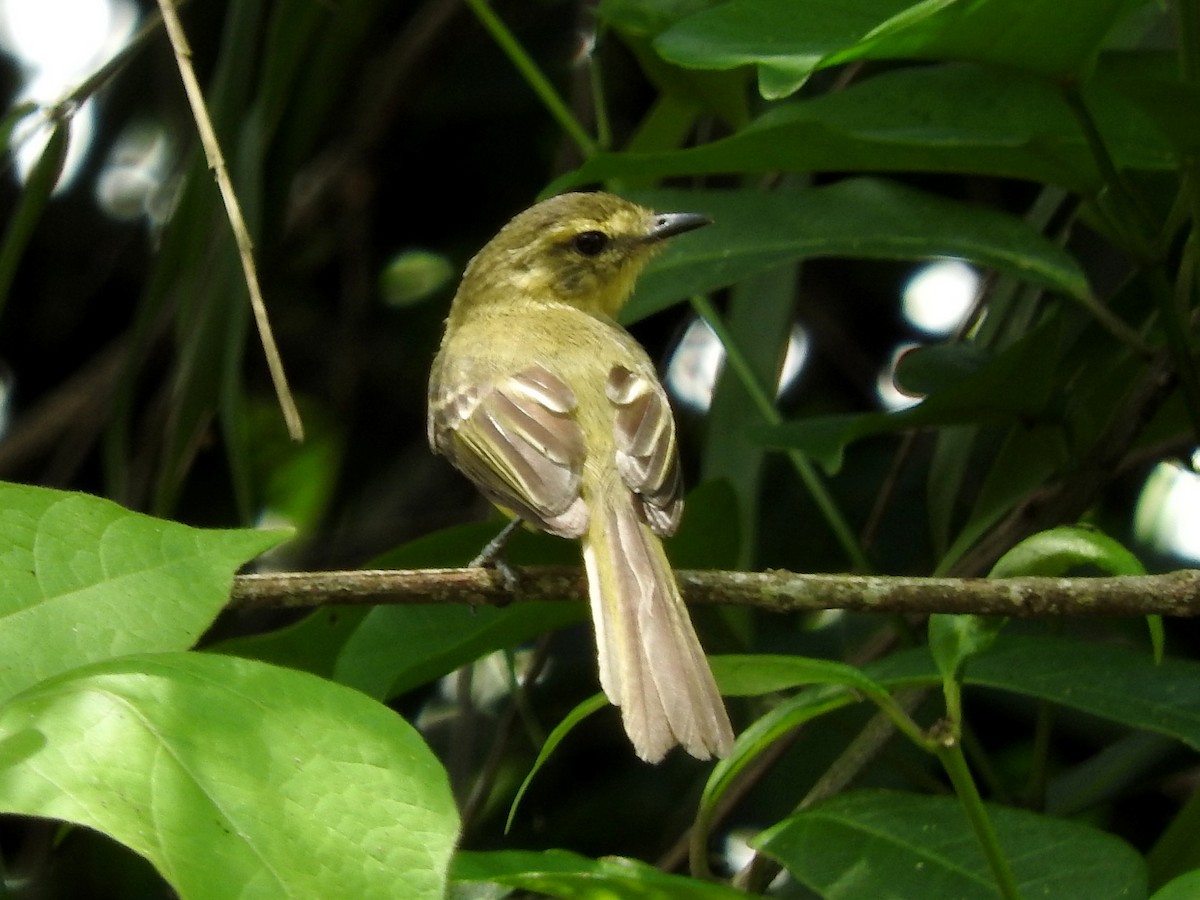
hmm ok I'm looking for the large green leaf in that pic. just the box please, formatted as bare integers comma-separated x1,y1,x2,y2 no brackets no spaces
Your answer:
655,0,1147,98
872,636,1200,750
452,848,747,899
561,64,1174,194
628,180,1088,322
0,482,285,702
965,638,1199,746
655,0,910,98
0,652,459,900
755,789,1146,899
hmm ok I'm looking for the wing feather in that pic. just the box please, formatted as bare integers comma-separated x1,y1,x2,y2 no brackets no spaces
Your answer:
436,365,588,537
606,366,683,535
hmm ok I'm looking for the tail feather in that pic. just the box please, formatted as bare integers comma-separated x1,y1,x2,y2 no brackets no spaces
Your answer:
583,498,734,762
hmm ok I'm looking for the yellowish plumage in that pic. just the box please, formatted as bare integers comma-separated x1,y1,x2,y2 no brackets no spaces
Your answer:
428,192,733,762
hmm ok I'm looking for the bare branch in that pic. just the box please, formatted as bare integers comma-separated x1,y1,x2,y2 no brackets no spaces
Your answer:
230,567,1200,617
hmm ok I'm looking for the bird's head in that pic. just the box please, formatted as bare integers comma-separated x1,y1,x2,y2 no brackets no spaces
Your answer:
459,192,710,320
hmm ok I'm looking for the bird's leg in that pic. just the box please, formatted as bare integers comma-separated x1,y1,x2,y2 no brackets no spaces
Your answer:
470,517,523,594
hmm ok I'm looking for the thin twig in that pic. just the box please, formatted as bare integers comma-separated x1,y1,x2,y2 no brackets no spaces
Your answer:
155,0,304,441
230,567,1200,617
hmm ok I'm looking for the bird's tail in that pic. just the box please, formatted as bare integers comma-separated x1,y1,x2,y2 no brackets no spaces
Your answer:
582,496,734,762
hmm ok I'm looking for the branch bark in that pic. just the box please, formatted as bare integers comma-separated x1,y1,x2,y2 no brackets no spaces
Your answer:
230,567,1200,617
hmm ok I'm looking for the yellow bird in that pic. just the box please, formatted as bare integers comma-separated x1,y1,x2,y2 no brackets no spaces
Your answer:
428,192,733,762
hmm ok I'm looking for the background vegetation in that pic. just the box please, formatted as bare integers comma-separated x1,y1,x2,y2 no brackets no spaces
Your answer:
1,0,1199,897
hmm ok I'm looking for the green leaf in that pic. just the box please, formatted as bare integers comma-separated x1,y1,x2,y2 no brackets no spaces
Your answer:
1153,870,1200,900
333,520,582,700
245,398,343,533
988,525,1147,578
599,0,725,38
334,601,584,701
938,422,1070,573
0,482,286,702
655,0,1146,98
955,637,1200,749
758,314,1064,473
928,614,1005,683
699,268,795,568
1100,52,1200,157
665,479,744,570
871,634,1200,751
506,693,609,832
653,0,911,97
894,344,992,396
1148,780,1200,887
561,64,1174,194
927,424,978,558
0,117,68,321
711,654,889,698
453,849,747,899
987,526,1160,656
0,652,459,900
628,179,1089,322
700,685,856,829
0,100,37,152
755,789,1146,899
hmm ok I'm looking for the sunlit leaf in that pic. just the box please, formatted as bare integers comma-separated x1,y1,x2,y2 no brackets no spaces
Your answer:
0,482,285,702
1153,870,1200,900
0,653,459,900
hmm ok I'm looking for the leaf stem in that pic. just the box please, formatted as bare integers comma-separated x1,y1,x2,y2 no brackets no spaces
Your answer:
1060,81,1157,256
463,0,597,158
689,294,872,572
938,742,1023,900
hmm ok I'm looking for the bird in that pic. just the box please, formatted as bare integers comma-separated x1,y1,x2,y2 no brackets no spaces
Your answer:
428,191,734,762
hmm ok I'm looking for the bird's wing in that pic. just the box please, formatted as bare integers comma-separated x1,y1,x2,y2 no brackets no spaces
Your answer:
606,365,683,536
437,364,589,537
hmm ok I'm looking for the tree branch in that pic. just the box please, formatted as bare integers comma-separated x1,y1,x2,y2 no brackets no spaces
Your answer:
230,567,1200,617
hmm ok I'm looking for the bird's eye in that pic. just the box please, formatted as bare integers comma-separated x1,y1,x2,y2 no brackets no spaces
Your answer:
571,230,609,257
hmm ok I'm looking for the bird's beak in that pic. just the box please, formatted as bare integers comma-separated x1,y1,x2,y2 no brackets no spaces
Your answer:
647,212,712,242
